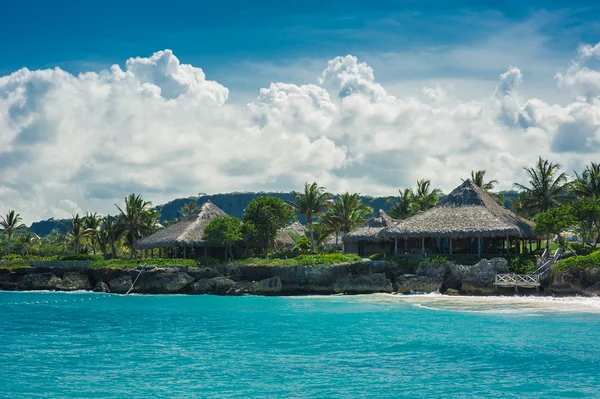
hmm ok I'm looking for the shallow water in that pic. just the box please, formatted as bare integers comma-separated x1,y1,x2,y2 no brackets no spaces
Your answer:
1,292,599,398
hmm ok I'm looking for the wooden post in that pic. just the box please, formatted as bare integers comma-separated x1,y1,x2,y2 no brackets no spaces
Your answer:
529,240,532,253
449,238,453,255
394,238,398,256
421,237,425,255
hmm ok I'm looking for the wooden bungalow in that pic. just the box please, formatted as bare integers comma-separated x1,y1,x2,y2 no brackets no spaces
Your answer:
134,201,228,259
382,179,535,256
342,210,397,257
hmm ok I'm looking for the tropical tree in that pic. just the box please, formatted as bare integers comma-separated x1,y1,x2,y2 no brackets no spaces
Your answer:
204,216,243,260
469,170,498,191
413,179,443,212
514,157,568,214
291,182,332,248
467,170,504,204
180,201,198,217
0,210,27,257
17,232,40,257
244,196,295,255
572,162,600,199
115,194,160,259
310,222,335,248
511,191,533,218
84,212,101,254
67,214,92,254
387,188,416,220
322,192,373,244
97,216,122,259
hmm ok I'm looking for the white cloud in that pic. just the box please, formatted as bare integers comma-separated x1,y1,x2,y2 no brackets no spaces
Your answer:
2,45,600,223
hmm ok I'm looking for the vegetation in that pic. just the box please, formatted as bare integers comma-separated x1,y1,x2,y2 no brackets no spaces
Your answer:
244,196,295,254
204,216,243,259
90,258,198,269
514,157,568,214
321,192,372,245
115,194,160,259
553,250,600,273
290,182,332,248
0,210,27,257
387,188,416,220
231,253,362,267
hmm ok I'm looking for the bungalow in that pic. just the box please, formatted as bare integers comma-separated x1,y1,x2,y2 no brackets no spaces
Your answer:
342,210,397,257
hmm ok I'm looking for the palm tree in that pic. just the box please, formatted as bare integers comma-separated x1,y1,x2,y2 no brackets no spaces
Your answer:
84,212,101,254
116,194,160,259
98,216,122,259
572,162,600,199
18,232,40,257
469,170,498,191
67,214,93,254
387,188,416,220
290,182,332,248
413,179,443,212
0,210,27,257
467,170,504,204
310,222,335,248
180,201,198,217
323,193,373,245
511,191,533,218
514,157,568,214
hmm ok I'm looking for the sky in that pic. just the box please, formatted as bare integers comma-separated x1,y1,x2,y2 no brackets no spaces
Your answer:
2,0,600,223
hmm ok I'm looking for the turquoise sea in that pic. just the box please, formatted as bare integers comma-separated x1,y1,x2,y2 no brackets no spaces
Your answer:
1,292,599,399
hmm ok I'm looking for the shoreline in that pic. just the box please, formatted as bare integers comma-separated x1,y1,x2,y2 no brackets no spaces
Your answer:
2,258,599,297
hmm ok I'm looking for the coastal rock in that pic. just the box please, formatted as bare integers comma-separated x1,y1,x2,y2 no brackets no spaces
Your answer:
94,281,109,293
56,272,91,291
108,276,132,294
333,273,393,294
444,288,460,296
144,272,194,293
415,262,449,278
187,277,235,295
21,272,61,290
443,258,509,295
583,281,600,297
547,272,583,295
234,277,282,295
395,274,442,294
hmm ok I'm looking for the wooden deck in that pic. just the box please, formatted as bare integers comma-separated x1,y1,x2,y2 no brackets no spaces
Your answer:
494,274,540,291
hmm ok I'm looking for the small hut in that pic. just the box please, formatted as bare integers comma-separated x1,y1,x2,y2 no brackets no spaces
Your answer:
134,201,227,259
382,179,535,255
342,210,397,257
272,230,295,250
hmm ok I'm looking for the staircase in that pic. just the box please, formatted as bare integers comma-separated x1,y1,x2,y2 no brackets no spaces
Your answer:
494,248,562,292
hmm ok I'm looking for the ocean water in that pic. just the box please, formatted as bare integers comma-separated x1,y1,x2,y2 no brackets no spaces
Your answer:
1,292,599,399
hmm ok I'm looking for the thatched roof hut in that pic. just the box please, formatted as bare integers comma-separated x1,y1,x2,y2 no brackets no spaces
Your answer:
284,221,307,235
273,230,295,248
342,210,396,243
134,201,227,249
383,179,534,239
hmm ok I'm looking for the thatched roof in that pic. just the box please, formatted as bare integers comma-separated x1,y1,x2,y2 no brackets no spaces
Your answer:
342,210,396,243
284,221,307,234
272,230,295,248
383,179,535,239
134,201,227,249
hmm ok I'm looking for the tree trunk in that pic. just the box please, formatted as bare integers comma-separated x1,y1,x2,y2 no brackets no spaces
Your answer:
309,220,314,249
7,234,11,257
129,234,135,260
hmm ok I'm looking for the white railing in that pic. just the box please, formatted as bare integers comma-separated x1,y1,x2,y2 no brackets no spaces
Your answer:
494,274,540,286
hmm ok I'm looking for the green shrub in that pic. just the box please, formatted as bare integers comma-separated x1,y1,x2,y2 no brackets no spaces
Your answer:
507,255,536,274
90,258,198,269
60,254,104,261
233,253,362,267
385,255,423,273
0,254,31,270
553,250,600,273
568,243,596,256
368,253,386,261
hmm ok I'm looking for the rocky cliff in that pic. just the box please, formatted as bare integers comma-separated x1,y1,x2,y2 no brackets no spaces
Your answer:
1,259,598,296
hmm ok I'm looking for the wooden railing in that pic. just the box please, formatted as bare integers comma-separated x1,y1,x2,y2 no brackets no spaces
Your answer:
494,274,540,287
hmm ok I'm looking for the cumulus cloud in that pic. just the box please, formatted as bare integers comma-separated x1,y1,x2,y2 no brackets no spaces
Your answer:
2,45,600,223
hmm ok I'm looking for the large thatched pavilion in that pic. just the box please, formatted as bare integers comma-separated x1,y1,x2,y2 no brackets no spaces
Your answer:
382,179,535,256
134,201,228,259
343,210,397,257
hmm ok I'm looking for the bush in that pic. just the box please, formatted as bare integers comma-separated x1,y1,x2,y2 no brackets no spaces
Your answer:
90,258,198,269
554,250,600,273
385,255,423,273
233,253,362,267
60,254,104,261
507,255,536,274
368,253,386,261
568,243,596,256
0,254,31,270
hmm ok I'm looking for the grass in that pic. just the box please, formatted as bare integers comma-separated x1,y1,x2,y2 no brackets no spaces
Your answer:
230,253,363,267
90,258,199,269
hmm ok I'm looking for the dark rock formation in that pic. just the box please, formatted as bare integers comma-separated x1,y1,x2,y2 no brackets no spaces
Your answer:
107,276,132,294
234,277,283,295
56,272,91,291
21,272,62,290
143,271,194,293
395,274,442,294
187,277,236,295
94,281,109,292
333,273,392,294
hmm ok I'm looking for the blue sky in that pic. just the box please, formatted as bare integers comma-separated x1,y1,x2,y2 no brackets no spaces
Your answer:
2,0,599,91
3,0,600,222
